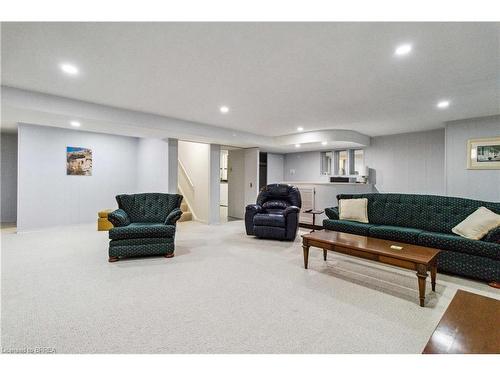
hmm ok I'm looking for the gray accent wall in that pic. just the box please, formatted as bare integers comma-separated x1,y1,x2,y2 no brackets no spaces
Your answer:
445,115,500,201
17,124,140,231
1,133,18,223
365,129,445,194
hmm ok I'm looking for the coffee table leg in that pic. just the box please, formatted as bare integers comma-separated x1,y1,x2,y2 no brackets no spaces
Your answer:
431,263,437,292
303,245,309,269
323,249,327,261
416,264,428,307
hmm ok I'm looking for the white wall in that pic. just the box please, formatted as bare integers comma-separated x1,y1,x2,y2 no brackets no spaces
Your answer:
284,151,328,182
136,138,169,193
445,116,500,201
267,153,284,184
178,141,211,223
1,133,18,223
17,124,140,231
365,129,445,194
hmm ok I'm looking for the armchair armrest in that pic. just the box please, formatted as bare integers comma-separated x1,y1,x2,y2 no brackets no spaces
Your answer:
245,204,263,235
165,208,183,226
283,206,300,216
325,207,339,220
245,204,263,213
108,209,130,227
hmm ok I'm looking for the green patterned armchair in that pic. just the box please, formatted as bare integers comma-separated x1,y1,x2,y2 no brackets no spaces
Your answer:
324,193,500,283
107,193,183,262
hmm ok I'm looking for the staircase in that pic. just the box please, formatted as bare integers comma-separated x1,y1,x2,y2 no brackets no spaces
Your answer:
178,198,192,222
177,159,195,222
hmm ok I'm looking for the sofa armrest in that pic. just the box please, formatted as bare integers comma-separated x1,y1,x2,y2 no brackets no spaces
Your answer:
325,207,339,220
108,209,130,227
482,226,500,244
283,206,300,216
165,208,183,226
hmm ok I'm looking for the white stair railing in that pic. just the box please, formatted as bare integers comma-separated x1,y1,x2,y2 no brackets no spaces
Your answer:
177,159,197,220
178,159,194,190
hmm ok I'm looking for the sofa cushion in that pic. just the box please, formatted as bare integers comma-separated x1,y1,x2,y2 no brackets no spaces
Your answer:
437,250,500,282
452,207,500,240
323,219,376,236
253,213,285,227
369,225,423,244
418,231,500,261
109,223,176,240
109,237,174,247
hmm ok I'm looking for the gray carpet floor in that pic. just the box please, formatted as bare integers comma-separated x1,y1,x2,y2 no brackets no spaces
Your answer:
1,220,498,353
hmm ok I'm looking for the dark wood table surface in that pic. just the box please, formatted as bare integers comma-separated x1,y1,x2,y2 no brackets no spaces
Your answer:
422,289,500,354
301,230,440,307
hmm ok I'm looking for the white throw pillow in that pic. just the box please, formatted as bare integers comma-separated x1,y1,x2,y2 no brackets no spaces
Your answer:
452,207,500,240
339,198,369,223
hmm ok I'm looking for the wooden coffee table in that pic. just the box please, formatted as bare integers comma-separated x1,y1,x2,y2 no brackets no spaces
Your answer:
422,289,500,353
302,230,440,307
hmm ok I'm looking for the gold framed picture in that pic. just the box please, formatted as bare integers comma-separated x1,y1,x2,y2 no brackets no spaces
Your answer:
467,137,500,170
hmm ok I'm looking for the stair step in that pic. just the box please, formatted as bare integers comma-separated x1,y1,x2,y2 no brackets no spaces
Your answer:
180,202,188,212
179,211,192,222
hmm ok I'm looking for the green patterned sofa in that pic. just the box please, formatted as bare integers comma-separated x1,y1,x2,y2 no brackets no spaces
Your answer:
107,193,183,262
324,193,500,283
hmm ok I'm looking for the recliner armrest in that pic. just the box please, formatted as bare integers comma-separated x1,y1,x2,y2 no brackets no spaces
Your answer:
165,208,183,225
283,206,300,216
245,204,263,213
108,209,131,227
325,207,339,220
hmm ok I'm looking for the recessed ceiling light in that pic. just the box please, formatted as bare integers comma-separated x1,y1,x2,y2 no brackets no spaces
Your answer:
295,144,301,148
297,127,304,132
321,141,328,146
60,63,79,75
219,106,229,114
437,100,450,109
394,44,412,56
70,121,81,127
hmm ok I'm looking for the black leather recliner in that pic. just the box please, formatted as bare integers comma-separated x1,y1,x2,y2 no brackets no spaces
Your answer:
245,184,302,241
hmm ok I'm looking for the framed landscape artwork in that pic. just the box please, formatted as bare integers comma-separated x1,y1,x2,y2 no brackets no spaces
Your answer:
467,137,500,170
66,146,93,176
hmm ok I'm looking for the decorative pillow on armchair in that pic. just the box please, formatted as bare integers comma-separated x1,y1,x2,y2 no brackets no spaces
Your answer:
339,198,369,223
452,207,500,240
